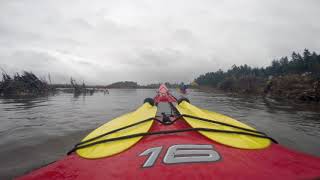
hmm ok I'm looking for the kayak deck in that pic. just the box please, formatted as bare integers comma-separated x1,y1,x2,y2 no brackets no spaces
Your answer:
18,117,320,180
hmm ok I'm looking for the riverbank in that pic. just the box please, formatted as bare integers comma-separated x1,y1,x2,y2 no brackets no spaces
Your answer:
197,74,320,103
265,74,320,102
194,49,320,103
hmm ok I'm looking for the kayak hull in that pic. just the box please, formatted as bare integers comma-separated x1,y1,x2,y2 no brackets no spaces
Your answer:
18,118,320,180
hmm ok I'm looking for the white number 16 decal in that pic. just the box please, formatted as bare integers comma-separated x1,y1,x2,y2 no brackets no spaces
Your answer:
139,144,221,168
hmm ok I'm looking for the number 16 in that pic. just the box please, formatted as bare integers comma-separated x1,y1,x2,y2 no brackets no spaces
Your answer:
139,144,221,168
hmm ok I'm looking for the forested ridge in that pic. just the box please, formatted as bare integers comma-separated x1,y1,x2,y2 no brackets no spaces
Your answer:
194,49,320,102
195,49,320,86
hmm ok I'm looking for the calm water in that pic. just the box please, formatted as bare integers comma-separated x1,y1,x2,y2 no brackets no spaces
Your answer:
1,89,320,179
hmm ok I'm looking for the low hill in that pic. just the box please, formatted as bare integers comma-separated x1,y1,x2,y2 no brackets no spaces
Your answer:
106,81,139,88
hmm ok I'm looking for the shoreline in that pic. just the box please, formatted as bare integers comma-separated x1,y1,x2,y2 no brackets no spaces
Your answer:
195,74,320,104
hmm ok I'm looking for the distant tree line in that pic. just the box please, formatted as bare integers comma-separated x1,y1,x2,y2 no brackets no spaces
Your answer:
106,81,180,89
195,49,320,87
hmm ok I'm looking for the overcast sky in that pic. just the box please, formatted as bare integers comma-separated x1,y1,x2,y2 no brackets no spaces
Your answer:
0,0,319,84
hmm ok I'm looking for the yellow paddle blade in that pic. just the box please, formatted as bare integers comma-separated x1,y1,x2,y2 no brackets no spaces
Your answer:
176,101,271,149
77,103,157,159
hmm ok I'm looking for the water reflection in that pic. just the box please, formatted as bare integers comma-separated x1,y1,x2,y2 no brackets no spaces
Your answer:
1,97,49,111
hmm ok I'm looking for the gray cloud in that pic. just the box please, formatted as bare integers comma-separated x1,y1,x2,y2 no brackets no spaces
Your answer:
0,0,320,84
